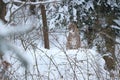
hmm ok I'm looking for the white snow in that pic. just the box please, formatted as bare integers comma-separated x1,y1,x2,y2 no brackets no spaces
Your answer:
0,21,107,79
5,48,106,80
0,0,113,79
85,1,94,10
111,25,120,30
0,18,109,80
114,19,120,26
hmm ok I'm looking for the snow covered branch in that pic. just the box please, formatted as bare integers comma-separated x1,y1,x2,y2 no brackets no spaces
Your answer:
8,0,61,5
7,0,61,22
99,32,120,44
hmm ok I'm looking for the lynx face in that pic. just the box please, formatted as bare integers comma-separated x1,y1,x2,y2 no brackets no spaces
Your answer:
66,22,81,49
68,23,77,34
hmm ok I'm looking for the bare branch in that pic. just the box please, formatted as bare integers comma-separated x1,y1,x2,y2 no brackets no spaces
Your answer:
8,0,61,23
8,2,27,23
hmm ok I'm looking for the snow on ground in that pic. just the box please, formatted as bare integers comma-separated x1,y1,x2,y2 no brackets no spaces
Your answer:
0,24,107,80
0,21,108,80
33,48,106,80
6,47,107,80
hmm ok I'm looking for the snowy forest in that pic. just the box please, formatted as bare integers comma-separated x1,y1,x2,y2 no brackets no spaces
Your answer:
0,0,120,80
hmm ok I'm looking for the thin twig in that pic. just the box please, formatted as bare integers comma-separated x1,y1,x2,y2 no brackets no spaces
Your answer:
9,2,27,23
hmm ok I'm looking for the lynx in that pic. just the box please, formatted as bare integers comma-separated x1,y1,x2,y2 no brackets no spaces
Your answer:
66,22,81,49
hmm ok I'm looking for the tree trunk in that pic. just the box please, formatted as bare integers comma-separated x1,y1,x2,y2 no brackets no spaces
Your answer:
40,2,50,49
0,0,7,59
94,4,116,71
0,0,7,23
30,0,36,15
102,27,116,71
102,13,116,71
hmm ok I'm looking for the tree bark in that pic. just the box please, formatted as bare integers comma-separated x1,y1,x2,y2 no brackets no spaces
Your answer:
30,0,36,15
0,0,7,59
94,4,116,71
40,2,50,49
0,0,7,23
